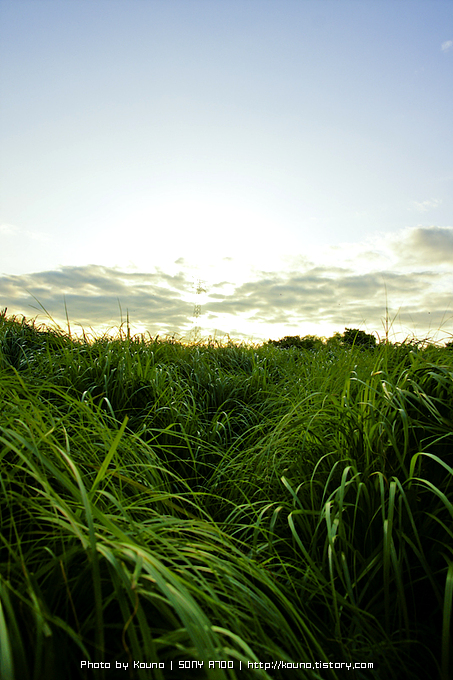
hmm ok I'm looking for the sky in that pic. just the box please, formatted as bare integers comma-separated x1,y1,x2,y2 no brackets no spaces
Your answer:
1,0,452,345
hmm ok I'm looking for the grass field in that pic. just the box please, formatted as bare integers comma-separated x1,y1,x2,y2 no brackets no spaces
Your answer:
0,312,452,680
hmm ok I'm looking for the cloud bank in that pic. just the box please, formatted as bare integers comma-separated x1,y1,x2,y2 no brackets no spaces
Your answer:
1,226,452,344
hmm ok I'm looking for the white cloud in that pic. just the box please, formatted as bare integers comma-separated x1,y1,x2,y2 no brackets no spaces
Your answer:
441,40,453,53
0,222,50,242
412,198,442,213
0,223,19,235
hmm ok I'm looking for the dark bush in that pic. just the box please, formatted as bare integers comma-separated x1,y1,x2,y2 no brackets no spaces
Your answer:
267,335,324,350
341,328,377,349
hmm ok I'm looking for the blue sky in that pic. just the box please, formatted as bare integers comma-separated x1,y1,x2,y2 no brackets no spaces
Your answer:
1,0,452,343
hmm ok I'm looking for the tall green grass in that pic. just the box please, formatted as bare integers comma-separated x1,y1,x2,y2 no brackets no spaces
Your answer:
0,313,452,679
